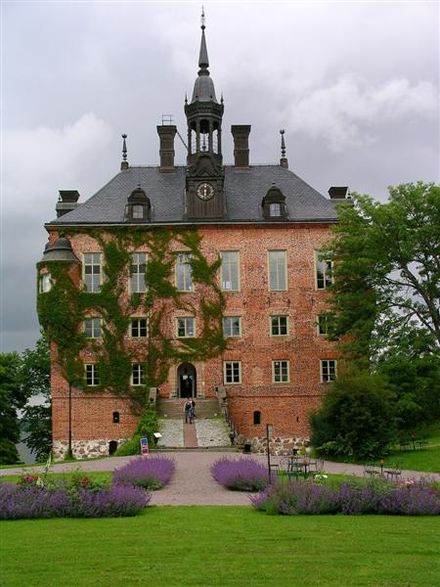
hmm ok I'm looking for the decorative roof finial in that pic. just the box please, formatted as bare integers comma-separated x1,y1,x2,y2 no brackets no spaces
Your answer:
198,7,209,70
121,134,129,170
280,130,289,169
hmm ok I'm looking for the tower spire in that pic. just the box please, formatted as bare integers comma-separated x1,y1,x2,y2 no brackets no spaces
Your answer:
198,6,209,71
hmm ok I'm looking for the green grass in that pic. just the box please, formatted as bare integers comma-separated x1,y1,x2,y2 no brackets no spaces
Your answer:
1,471,112,485
1,507,439,587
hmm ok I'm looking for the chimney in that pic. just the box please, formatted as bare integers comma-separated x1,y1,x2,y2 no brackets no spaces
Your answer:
157,125,177,171
231,125,251,168
328,186,352,204
56,190,80,217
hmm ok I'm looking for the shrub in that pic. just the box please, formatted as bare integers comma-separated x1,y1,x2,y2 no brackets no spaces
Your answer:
211,457,269,492
250,477,440,516
115,409,159,456
113,456,175,490
0,479,150,520
310,370,396,460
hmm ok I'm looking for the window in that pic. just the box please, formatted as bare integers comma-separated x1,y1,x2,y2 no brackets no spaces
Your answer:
132,363,145,386
112,411,120,424
132,205,145,219
268,251,287,291
83,253,102,293
130,253,147,293
85,364,99,386
177,317,195,338
220,251,240,291
321,360,337,382
223,316,241,337
224,361,241,384
84,318,102,338
270,316,288,336
317,314,329,335
176,253,193,291
130,318,148,338
273,360,290,383
316,254,333,290
253,411,261,425
39,273,52,293
269,202,281,217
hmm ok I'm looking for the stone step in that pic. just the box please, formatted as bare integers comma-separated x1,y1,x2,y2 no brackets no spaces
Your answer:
157,417,231,449
156,398,221,419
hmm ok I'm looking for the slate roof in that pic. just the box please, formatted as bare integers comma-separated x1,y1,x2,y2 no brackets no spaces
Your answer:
47,165,338,226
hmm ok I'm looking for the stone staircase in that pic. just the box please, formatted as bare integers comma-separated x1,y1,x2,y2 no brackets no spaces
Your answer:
156,398,221,419
157,417,232,449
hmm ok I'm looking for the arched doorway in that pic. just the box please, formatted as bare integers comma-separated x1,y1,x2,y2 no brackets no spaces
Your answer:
177,363,197,398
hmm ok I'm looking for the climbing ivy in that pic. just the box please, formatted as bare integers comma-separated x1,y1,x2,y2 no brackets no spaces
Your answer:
37,227,226,411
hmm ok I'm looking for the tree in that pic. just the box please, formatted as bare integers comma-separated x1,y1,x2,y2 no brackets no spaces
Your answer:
0,353,26,464
310,370,396,460
20,335,52,461
326,182,440,363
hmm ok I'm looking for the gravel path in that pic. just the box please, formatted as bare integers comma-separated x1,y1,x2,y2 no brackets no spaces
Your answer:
1,451,438,506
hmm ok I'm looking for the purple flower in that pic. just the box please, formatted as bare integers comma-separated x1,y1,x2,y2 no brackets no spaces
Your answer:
211,457,269,492
113,457,175,490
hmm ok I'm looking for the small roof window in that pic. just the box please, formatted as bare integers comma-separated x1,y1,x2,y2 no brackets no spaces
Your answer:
124,187,151,222
262,185,287,220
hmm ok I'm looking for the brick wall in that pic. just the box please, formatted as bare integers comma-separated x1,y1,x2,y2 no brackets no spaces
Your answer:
48,222,337,449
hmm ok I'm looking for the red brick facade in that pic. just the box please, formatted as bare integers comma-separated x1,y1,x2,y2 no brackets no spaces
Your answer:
48,222,338,452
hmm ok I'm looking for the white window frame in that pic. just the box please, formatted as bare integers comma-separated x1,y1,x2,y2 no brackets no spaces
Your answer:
176,253,193,292
224,361,242,384
132,363,145,386
272,360,290,383
130,317,148,338
84,317,102,338
220,251,240,292
85,364,99,387
315,253,333,290
130,252,147,293
39,273,52,293
176,317,195,338
83,253,102,293
270,315,288,336
320,359,337,383
223,316,242,338
132,204,145,220
269,202,281,217
268,250,287,291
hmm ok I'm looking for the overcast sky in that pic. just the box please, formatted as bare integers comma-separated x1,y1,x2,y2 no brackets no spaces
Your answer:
1,1,439,354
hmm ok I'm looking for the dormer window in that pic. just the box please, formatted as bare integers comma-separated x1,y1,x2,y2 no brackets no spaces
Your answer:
269,203,281,217
125,187,150,222
262,186,287,220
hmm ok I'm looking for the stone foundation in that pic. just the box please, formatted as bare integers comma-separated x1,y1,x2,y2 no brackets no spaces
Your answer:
242,435,310,455
53,439,127,460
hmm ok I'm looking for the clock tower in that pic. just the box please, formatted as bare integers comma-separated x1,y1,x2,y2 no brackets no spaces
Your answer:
185,10,225,220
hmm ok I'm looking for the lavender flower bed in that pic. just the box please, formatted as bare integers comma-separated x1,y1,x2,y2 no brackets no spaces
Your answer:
211,457,269,492
0,481,150,520
250,478,440,516
113,456,175,490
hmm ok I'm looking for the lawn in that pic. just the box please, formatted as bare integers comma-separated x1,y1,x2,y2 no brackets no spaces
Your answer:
1,507,439,587
386,434,440,473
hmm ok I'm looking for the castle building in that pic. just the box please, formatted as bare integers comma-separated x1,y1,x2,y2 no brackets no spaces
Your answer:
38,16,347,458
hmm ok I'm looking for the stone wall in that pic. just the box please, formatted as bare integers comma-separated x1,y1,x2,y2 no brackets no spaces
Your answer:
53,438,127,460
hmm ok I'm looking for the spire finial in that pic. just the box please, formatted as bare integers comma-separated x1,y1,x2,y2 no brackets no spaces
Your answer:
121,134,129,170
280,130,289,169
198,7,209,70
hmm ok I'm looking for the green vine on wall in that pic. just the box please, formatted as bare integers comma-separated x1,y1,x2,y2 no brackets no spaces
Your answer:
37,227,226,411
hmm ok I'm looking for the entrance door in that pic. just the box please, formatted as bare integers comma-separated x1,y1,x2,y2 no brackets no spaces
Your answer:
177,363,197,398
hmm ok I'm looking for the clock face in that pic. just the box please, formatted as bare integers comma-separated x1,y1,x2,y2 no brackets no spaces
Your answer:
196,182,214,201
